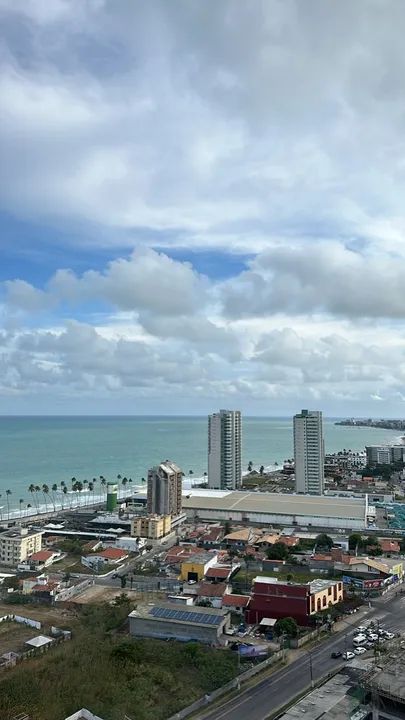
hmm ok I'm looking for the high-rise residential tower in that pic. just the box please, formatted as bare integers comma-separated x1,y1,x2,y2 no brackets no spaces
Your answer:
293,409,324,494
147,460,183,516
208,409,242,490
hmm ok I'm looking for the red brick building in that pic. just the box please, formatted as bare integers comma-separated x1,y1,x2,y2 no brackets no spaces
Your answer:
245,576,343,626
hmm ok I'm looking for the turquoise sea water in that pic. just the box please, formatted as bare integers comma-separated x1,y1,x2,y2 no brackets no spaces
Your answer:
0,416,401,511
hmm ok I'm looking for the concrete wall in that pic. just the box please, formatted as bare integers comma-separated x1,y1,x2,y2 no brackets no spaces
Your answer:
129,616,229,645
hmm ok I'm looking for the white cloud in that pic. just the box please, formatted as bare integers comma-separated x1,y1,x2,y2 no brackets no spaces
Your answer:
2,2,405,413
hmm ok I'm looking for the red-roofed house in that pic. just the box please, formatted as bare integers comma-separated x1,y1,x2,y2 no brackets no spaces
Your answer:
165,545,206,565
278,536,300,548
198,527,224,548
18,549,62,570
222,594,250,613
205,565,233,582
82,546,129,569
196,582,229,608
380,539,400,554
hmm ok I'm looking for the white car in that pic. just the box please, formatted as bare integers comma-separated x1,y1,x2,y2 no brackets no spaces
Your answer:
343,651,355,660
353,634,367,645
367,633,379,641
385,632,395,640
354,646,367,655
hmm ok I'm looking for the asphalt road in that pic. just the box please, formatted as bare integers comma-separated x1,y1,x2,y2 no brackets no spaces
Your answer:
197,593,405,720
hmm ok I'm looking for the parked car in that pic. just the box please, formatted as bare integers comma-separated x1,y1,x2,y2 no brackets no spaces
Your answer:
353,634,367,646
331,650,342,658
357,626,367,633
354,647,367,655
343,651,355,660
385,632,395,640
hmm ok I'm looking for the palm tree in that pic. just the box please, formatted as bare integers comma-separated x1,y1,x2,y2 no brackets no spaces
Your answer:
122,477,128,495
0,494,3,521
88,481,94,506
19,498,24,517
141,477,146,485
51,484,58,511
28,484,36,510
92,478,97,505
83,479,89,506
100,477,107,498
42,484,50,513
6,489,12,520
62,486,68,507
34,485,41,512
27,503,32,517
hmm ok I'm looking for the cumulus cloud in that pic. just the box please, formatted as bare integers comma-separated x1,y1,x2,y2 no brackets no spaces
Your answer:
2,1,405,413
2,1,405,252
222,242,405,319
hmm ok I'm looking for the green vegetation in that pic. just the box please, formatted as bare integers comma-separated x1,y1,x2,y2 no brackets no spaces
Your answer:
274,617,298,638
0,598,238,720
314,533,333,550
266,542,290,560
347,534,382,556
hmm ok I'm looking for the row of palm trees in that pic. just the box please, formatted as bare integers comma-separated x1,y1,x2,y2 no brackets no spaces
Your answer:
2,468,206,520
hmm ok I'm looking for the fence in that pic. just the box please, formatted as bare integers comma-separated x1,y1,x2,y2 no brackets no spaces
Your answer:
55,578,94,602
166,650,283,720
0,614,41,629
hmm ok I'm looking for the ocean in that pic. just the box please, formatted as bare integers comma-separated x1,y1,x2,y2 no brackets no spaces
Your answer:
0,416,401,513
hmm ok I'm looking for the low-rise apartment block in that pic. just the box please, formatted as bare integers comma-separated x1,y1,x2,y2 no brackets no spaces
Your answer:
131,514,172,539
0,527,43,567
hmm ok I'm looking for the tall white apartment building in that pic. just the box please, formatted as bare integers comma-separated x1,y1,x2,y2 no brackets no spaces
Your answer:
208,409,242,490
293,409,324,494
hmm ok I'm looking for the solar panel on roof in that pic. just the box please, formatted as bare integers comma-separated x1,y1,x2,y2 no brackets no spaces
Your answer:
149,606,223,625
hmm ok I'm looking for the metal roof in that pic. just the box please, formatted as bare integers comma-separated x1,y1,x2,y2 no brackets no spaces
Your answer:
182,490,366,519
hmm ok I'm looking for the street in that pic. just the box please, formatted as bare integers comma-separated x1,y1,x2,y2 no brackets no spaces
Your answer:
196,593,405,720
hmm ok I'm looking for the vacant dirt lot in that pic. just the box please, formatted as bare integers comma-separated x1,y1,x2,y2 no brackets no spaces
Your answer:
73,585,141,604
0,622,39,655
0,602,77,626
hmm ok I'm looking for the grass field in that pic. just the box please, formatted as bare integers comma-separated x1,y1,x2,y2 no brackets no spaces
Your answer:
0,599,238,720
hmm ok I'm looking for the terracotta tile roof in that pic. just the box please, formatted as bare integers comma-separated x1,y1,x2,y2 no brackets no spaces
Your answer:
205,566,232,579
312,554,333,561
32,582,58,592
165,546,205,563
200,528,224,542
222,594,250,607
98,547,128,560
380,540,400,553
278,536,300,547
197,582,227,598
29,550,55,562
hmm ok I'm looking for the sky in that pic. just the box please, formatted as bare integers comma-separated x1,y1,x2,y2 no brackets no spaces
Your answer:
1,0,405,416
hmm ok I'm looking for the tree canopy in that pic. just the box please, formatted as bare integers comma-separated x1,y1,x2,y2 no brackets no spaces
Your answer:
274,617,298,637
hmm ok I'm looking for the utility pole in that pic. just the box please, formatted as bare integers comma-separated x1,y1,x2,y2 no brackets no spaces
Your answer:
308,651,314,688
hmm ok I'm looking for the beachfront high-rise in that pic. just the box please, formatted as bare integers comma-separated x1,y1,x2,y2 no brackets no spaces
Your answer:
147,460,183,517
293,409,324,494
208,409,242,490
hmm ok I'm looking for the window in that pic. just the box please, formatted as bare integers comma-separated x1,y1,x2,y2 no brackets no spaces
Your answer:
322,596,327,607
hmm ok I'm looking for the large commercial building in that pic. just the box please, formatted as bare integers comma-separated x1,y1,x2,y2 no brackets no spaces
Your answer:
293,409,324,494
208,409,242,490
182,489,368,530
128,603,230,645
147,460,183,517
245,577,343,626
0,526,43,566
